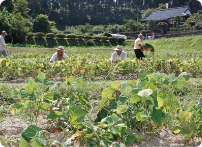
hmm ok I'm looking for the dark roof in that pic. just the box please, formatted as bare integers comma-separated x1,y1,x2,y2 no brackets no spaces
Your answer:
139,6,191,22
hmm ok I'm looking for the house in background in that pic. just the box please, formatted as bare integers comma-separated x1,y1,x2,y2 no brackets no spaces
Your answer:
139,6,192,33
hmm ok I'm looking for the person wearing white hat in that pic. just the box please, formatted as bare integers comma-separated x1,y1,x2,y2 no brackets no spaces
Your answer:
110,45,127,63
134,34,145,60
50,46,69,63
0,31,8,57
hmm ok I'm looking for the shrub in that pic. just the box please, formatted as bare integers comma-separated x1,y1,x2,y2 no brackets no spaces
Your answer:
101,36,108,41
86,40,94,46
46,33,55,39
169,27,178,32
153,28,161,33
109,37,117,43
35,32,45,38
117,37,125,44
84,35,92,40
77,35,84,40
56,34,66,39
93,36,101,41
27,32,34,38
67,34,76,40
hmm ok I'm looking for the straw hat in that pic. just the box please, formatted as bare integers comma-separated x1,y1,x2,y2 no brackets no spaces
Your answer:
114,45,123,51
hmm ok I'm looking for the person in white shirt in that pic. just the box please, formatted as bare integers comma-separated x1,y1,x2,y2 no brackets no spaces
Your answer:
50,46,69,63
0,31,8,57
134,34,145,60
110,45,127,63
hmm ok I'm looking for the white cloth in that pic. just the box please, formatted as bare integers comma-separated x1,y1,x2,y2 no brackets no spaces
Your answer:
110,51,127,62
134,38,142,49
50,52,69,61
0,35,7,51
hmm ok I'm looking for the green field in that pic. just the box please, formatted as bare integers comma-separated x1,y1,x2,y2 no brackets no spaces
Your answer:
1,35,202,146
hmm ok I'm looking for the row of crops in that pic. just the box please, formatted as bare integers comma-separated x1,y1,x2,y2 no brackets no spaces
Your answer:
0,70,201,146
0,53,202,80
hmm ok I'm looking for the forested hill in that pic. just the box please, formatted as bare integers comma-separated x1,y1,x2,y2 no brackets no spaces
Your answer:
0,0,201,26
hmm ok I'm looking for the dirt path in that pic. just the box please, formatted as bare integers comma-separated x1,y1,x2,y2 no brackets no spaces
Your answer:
0,115,202,147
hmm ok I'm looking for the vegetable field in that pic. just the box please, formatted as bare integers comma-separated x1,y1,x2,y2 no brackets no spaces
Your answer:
1,35,202,146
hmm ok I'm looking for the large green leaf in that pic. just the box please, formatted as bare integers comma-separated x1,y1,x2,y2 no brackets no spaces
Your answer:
19,138,29,147
138,70,148,81
111,113,119,123
176,76,188,88
12,103,22,109
35,71,45,83
69,105,85,128
102,88,113,99
34,131,47,146
136,110,148,121
169,73,176,83
44,78,54,85
117,125,126,138
109,126,118,135
117,104,129,114
165,93,179,114
136,81,145,89
181,121,196,138
65,76,75,85
151,108,162,126
188,101,197,112
144,82,157,92
131,89,141,104
21,125,39,140
116,96,128,105
120,83,131,97
25,84,34,95
47,111,62,119
110,82,120,90
129,80,136,87
178,72,190,81
30,138,43,147
27,78,37,89
157,91,166,108
172,126,181,134
44,92,54,102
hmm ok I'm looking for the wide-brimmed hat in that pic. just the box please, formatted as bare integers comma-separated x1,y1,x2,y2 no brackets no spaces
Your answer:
1,31,7,35
57,46,64,51
138,34,144,38
114,45,123,51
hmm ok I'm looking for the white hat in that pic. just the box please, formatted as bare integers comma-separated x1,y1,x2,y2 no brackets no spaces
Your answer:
114,45,123,51
1,31,7,35
57,46,64,51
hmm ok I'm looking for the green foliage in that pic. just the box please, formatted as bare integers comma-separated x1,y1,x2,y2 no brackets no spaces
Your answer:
67,34,76,40
148,19,157,32
55,34,66,39
123,19,145,32
101,36,108,41
186,12,202,26
117,37,125,44
14,0,30,18
93,36,101,41
77,35,84,40
46,33,55,39
156,3,167,10
109,37,117,43
84,35,92,40
174,15,181,28
35,32,45,38
142,8,155,18
33,14,55,33
27,32,34,38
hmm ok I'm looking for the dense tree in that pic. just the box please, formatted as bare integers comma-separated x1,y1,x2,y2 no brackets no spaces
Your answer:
148,19,156,32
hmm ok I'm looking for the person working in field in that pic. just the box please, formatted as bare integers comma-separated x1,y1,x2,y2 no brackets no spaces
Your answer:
0,31,8,57
110,45,127,63
50,46,69,63
134,34,145,60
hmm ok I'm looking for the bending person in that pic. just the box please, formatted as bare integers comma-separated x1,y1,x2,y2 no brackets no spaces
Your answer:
50,46,69,63
110,45,127,63
0,31,8,57
134,34,145,60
